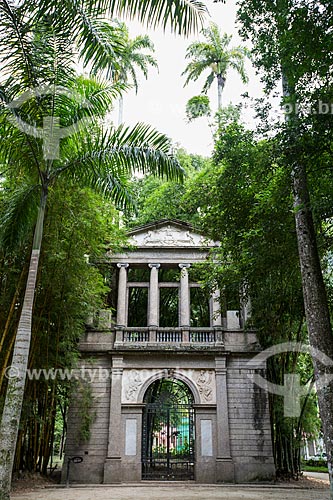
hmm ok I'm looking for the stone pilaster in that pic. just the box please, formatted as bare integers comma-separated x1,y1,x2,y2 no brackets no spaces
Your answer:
148,263,160,327
116,263,129,327
104,356,123,483
215,356,234,482
179,263,191,327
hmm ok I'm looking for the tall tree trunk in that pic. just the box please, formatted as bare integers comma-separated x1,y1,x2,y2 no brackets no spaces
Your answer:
217,74,225,110
0,189,47,500
291,159,333,498
118,96,124,126
282,64,333,495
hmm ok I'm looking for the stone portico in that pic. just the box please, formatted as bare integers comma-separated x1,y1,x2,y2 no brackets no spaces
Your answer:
63,220,275,484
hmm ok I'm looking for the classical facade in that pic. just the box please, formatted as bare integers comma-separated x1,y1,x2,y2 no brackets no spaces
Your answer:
63,220,275,484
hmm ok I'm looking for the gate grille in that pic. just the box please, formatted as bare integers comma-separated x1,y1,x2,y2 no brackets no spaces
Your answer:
142,379,195,481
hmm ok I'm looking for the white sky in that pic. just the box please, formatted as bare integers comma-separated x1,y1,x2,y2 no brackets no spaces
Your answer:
113,0,265,157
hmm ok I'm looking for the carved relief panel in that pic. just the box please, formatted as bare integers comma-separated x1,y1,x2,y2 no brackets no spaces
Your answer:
121,368,216,404
130,224,217,248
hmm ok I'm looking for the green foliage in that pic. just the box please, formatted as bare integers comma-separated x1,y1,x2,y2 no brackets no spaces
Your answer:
74,380,96,444
185,117,322,477
237,0,333,94
182,23,249,89
111,21,157,92
0,181,126,472
0,0,214,490
125,149,210,227
303,463,328,471
186,95,211,122
182,22,249,109
99,0,208,35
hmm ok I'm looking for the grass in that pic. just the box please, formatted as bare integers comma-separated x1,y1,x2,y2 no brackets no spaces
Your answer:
302,465,328,473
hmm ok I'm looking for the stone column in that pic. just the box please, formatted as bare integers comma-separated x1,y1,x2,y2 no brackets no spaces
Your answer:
240,283,251,328
104,356,123,483
211,289,223,345
116,263,129,327
211,289,222,327
179,263,191,328
148,264,160,327
215,356,234,482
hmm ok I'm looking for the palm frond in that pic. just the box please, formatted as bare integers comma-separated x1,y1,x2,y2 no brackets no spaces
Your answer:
1,74,123,179
77,18,126,79
0,103,43,176
182,23,249,95
54,123,184,208
61,76,125,123
0,181,41,251
203,72,215,93
110,22,158,93
228,47,251,84
0,0,36,87
29,1,125,79
182,59,213,86
104,0,208,35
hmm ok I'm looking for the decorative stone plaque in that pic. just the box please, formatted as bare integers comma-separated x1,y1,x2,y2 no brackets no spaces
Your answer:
201,420,213,456
125,419,137,456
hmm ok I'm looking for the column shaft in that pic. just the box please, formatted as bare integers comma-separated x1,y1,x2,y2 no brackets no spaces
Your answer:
211,289,222,327
116,263,129,327
179,264,190,327
148,264,160,327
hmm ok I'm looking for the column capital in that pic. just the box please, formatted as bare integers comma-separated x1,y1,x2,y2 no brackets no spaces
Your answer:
216,368,227,376
148,263,161,269
215,357,227,370
117,263,129,269
178,263,191,269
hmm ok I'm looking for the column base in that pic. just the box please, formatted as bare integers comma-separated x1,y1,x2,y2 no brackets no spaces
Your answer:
216,457,235,483
103,457,122,483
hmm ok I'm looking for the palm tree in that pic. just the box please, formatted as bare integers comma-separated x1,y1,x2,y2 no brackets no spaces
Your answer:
182,23,249,110
0,0,207,496
112,22,158,125
32,0,208,64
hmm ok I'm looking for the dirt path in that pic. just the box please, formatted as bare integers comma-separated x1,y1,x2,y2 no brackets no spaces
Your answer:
11,485,330,500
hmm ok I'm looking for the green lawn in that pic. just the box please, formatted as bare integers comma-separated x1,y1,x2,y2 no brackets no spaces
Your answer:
302,465,328,473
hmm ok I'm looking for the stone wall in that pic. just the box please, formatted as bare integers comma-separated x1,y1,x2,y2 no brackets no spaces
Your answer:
61,356,111,484
63,351,275,484
227,357,275,482
63,221,275,484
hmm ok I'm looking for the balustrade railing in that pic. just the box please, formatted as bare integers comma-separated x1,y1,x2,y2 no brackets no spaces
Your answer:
119,328,217,345
189,330,216,343
123,330,149,342
157,330,182,342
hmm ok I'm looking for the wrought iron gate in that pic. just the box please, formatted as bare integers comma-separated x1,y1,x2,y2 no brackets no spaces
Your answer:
142,378,195,480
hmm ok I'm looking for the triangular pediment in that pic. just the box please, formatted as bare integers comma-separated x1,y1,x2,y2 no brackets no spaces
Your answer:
128,219,218,248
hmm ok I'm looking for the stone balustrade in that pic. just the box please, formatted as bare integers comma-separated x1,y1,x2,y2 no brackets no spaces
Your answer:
114,327,220,347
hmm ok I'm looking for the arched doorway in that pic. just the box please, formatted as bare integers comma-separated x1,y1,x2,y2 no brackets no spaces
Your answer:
142,378,195,480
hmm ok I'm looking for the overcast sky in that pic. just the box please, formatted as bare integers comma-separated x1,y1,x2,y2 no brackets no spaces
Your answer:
112,0,265,157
